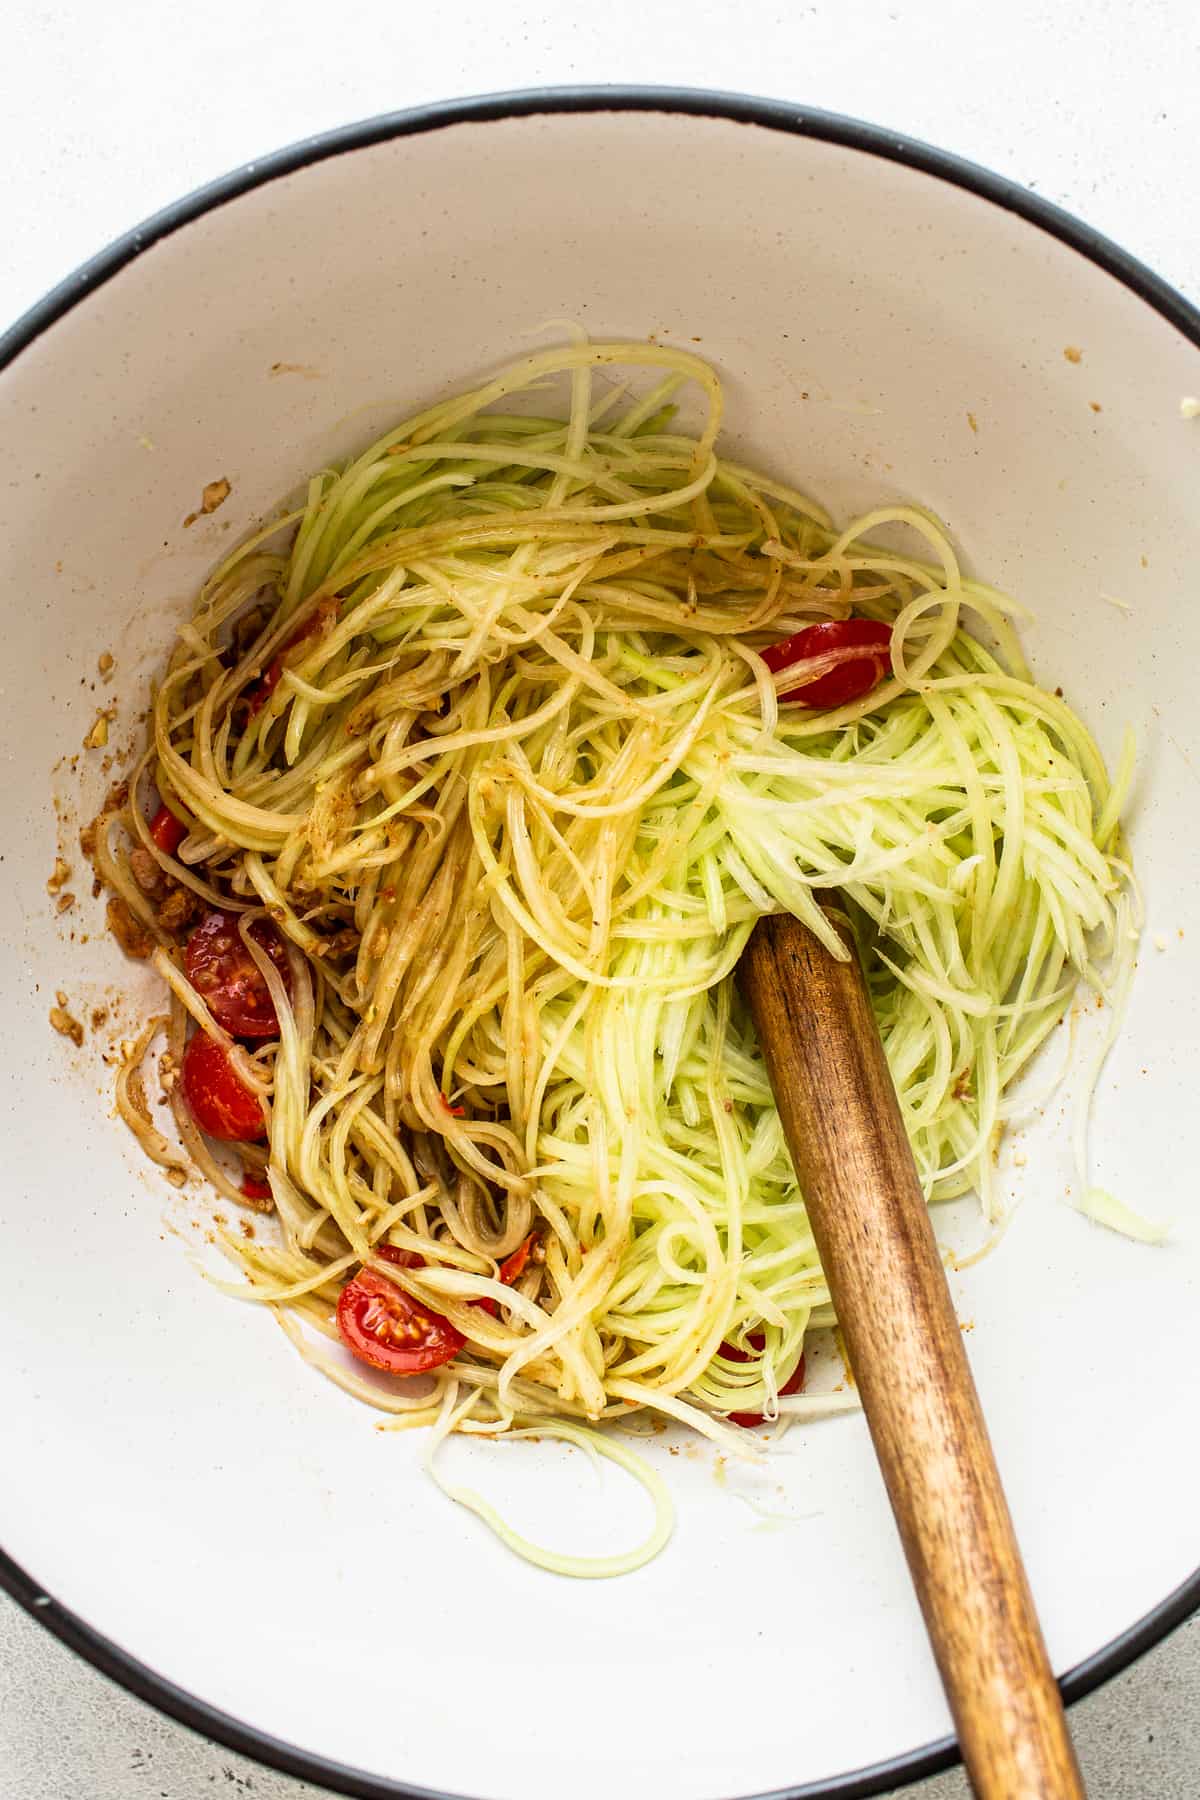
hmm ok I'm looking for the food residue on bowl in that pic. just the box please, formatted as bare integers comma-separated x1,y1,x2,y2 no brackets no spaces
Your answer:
82,709,115,749
46,856,71,895
182,477,231,528
48,992,85,1047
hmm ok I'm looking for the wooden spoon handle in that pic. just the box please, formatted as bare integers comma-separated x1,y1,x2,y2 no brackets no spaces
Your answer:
741,909,1084,1800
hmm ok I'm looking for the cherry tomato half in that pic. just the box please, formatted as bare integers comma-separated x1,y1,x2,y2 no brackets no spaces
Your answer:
185,910,291,1039
719,1333,806,1428
476,1232,538,1318
239,1171,273,1202
245,658,284,719
374,1238,536,1323
337,1251,465,1375
246,601,338,718
149,803,187,855
375,1243,420,1271
181,1032,266,1142
760,617,892,709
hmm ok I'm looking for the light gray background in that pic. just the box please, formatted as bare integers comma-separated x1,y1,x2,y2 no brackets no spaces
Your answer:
2,2,1197,1796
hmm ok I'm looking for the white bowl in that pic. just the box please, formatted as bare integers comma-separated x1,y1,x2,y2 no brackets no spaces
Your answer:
2,89,1198,1800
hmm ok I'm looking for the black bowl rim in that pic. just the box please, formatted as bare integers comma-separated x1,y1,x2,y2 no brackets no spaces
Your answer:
2,83,1198,1800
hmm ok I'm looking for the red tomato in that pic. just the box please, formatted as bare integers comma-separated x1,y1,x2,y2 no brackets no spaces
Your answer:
239,1171,273,1202
375,1243,420,1270
245,661,284,719
149,803,187,854
476,1232,538,1318
181,1032,266,1142
337,1253,465,1375
720,1333,806,1427
246,601,337,717
375,1236,536,1324
760,618,893,708
185,910,291,1039
499,1234,537,1286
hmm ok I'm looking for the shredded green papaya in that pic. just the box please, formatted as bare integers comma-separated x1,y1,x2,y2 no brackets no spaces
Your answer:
101,340,1145,1576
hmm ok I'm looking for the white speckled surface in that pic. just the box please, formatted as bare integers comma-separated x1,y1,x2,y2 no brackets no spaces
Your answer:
2,3,1198,1797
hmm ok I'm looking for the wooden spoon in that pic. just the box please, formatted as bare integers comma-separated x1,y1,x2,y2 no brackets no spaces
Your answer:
740,906,1085,1800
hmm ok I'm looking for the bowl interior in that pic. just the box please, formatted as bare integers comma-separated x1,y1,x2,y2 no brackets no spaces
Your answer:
2,104,1199,1800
